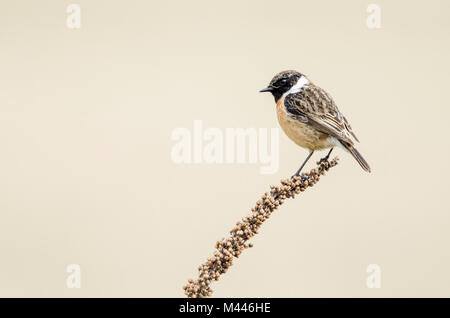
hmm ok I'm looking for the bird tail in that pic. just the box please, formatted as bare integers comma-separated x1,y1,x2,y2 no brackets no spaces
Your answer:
341,141,371,173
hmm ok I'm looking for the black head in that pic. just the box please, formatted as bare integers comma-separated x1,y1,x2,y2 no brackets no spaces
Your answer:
260,70,302,102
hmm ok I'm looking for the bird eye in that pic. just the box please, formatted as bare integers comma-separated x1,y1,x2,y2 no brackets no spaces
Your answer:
280,79,288,85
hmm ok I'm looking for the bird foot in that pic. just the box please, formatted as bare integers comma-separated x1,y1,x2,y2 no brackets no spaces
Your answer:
318,156,331,170
318,148,333,169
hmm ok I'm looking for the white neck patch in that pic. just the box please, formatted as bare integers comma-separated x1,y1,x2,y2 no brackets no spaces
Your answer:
284,75,308,96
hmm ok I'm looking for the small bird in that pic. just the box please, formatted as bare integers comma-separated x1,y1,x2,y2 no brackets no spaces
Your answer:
260,70,370,176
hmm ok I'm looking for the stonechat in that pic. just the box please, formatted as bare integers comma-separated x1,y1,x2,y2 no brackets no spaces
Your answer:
260,70,371,176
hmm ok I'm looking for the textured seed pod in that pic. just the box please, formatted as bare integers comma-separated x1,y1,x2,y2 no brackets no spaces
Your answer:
182,157,339,298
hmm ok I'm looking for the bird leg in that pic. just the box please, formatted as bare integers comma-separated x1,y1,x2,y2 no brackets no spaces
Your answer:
318,148,333,167
292,151,314,178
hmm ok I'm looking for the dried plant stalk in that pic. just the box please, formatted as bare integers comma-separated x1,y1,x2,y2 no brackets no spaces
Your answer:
183,157,339,298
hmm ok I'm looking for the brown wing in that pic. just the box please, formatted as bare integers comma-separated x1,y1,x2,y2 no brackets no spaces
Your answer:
284,83,359,145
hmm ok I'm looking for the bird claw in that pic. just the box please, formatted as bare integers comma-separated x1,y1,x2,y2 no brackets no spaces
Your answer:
318,148,333,169
319,155,331,165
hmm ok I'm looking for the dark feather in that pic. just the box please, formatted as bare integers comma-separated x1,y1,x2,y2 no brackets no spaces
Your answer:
284,83,359,145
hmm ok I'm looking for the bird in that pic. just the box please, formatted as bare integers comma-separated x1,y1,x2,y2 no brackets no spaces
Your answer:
260,70,371,176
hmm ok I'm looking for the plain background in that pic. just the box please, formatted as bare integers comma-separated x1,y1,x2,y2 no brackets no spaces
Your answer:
1,0,449,297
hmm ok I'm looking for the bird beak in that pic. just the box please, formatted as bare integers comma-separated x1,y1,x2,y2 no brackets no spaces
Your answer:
259,87,274,93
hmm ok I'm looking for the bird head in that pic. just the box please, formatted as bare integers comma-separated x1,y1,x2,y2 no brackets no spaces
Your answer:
260,70,303,102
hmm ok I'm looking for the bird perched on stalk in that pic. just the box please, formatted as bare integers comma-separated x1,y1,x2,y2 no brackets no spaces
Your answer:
260,70,371,176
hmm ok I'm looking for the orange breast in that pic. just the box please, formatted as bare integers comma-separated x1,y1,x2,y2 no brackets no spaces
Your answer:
276,97,332,151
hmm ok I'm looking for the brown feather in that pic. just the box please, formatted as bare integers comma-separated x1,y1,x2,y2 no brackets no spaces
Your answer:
284,82,359,145
340,141,371,172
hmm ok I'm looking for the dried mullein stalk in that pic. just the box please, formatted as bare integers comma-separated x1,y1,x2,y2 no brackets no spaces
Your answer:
183,157,339,298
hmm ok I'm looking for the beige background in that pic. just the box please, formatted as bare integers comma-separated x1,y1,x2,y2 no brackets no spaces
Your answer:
1,0,449,297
